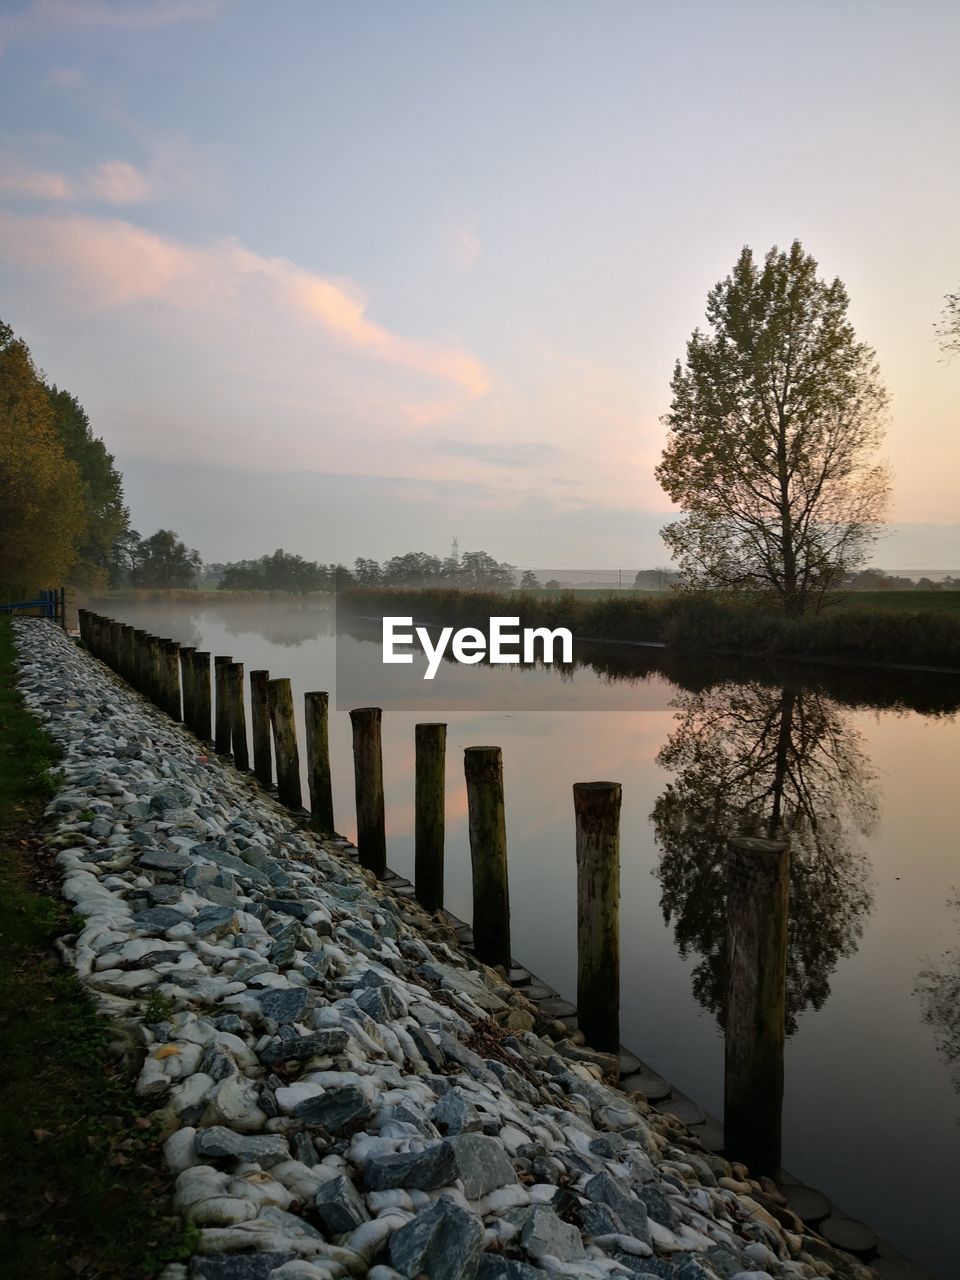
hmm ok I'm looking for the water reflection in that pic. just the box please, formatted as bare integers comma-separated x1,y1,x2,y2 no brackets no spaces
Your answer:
915,895,960,1098
652,683,878,1033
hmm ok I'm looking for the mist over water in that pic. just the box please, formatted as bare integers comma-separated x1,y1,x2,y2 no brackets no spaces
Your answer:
93,594,960,1277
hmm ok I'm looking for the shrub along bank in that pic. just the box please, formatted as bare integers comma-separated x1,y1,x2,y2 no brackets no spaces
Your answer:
339,587,960,671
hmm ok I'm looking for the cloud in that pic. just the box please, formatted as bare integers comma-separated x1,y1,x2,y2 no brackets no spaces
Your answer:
0,160,70,199
0,150,152,205
432,437,561,467
87,159,151,204
0,210,491,395
1,0,226,54
454,227,482,269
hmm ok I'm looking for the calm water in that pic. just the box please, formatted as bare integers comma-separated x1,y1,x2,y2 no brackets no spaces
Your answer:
93,596,960,1277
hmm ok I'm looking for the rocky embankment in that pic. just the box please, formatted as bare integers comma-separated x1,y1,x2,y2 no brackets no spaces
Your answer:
12,619,874,1280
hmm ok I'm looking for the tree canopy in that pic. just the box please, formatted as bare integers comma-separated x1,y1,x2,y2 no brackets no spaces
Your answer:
936,285,960,359
656,241,890,616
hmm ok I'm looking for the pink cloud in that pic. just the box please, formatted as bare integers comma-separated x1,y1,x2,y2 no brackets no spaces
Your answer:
0,210,491,395
87,159,151,204
0,162,70,200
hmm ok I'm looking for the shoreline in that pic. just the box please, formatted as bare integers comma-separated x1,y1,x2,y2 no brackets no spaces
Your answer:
9,618,933,1280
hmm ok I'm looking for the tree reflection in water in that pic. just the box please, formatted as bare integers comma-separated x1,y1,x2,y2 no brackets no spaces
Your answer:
915,894,960,1097
653,683,877,1033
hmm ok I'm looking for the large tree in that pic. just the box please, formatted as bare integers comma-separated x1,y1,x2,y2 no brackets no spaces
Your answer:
130,529,201,588
656,241,890,616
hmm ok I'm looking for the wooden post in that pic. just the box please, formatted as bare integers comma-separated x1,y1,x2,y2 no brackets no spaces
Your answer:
133,629,147,693
267,678,302,809
227,661,249,769
147,636,162,706
350,707,386,877
214,656,232,753
464,745,511,969
415,723,446,913
122,624,136,682
161,639,181,720
193,651,212,743
724,836,790,1177
305,691,335,833
250,670,273,787
574,781,622,1053
179,646,196,733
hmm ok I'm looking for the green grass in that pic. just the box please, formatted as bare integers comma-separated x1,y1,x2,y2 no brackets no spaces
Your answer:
829,589,960,613
0,617,196,1279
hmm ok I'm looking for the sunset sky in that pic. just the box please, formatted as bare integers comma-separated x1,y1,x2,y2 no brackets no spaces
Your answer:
1,0,957,569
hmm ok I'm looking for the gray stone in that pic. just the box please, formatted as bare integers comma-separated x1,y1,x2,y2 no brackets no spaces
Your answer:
292,1084,374,1133
194,1126,289,1168
138,847,191,873
355,983,404,1023
261,1028,349,1067
519,1205,584,1263
448,1133,517,1198
190,1254,296,1279
433,1089,482,1135
210,1014,249,1036
364,1140,458,1191
639,1184,680,1230
476,1258,544,1280
409,1025,446,1072
261,896,311,920
291,1131,321,1166
257,987,310,1025
131,906,188,932
580,1201,624,1237
389,1195,483,1280
314,1173,370,1234
584,1172,650,1245
192,905,237,937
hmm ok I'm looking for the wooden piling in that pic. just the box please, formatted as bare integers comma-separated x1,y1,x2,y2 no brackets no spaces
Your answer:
147,636,162,706
179,646,196,731
267,678,302,809
192,651,212,743
350,707,386,877
574,781,622,1054
161,639,181,720
250,670,273,787
415,723,446,913
226,661,249,769
132,629,147,693
464,745,511,969
305,691,335,834
724,836,790,1177
214,656,232,753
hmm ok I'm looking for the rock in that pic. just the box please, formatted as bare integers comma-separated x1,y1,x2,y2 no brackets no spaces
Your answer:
356,984,405,1023
261,1029,349,1067
194,1126,290,1168
476,1258,544,1280
447,1133,517,1199
257,987,310,1025
365,1141,458,1191
388,1195,483,1280
519,1205,585,1263
190,1254,296,1279
138,848,191,873
819,1214,877,1256
131,906,189,932
292,1085,374,1133
433,1089,482,1136
192,905,237,938
584,1172,651,1245
314,1173,370,1234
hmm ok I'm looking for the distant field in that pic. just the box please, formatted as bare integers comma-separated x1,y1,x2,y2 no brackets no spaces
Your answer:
828,591,960,613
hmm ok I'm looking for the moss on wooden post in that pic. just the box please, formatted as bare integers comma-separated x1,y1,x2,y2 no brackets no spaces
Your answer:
250,669,272,787
267,677,302,809
305,691,335,834
574,781,621,1054
724,835,790,1177
350,707,386,877
415,723,446,913
464,745,511,970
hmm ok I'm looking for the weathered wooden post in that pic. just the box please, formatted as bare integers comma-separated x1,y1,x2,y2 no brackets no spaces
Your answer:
464,745,511,969
350,707,386,877
179,646,196,732
305,691,335,833
147,635,162,706
267,678,302,809
415,723,446,913
724,836,790,1177
250,670,273,786
133,629,147,693
161,639,181,720
574,781,622,1053
192,651,212,743
122,624,136,683
214,656,232,753
78,609,90,648
226,661,249,770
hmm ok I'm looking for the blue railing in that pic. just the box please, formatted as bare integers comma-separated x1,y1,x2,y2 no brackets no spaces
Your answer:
0,587,66,627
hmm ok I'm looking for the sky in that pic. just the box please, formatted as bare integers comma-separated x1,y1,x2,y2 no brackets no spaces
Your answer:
0,0,958,571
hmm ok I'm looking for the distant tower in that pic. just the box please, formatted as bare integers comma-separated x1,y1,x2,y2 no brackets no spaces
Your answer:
451,536,460,565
